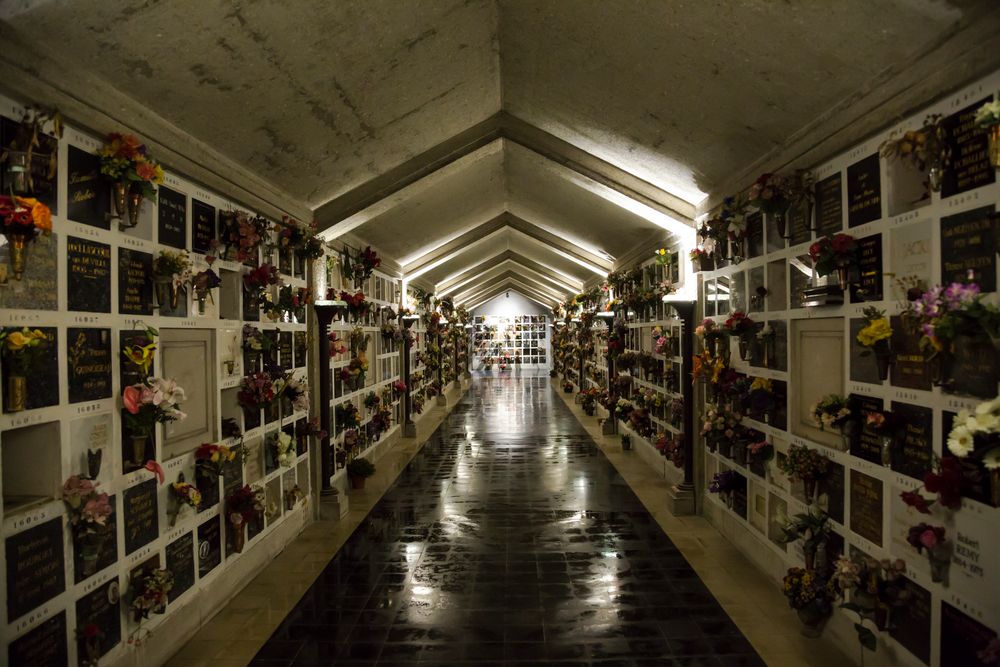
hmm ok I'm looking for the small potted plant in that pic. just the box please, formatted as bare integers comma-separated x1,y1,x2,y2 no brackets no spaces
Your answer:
62,475,114,577
777,444,830,503
0,194,52,280
152,249,192,310
0,327,49,412
856,307,893,380
783,567,837,638
346,457,376,489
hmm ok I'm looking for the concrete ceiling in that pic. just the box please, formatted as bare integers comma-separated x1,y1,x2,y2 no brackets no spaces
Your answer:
4,0,999,304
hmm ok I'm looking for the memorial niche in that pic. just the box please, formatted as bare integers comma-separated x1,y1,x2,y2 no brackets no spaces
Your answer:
75,578,121,662
67,327,112,403
940,204,996,292
197,516,221,577
118,248,153,316
849,469,884,547
157,186,187,250
814,172,843,237
2,325,59,412
5,517,65,620
123,479,158,555
66,145,108,229
889,402,933,480
165,532,195,603
849,233,882,303
67,236,112,313
191,199,215,255
846,153,882,228
8,611,68,667
941,97,996,197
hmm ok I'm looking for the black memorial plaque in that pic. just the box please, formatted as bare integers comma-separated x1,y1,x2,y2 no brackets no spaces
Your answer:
847,153,882,227
165,532,195,602
947,332,999,400
787,199,812,247
940,205,996,292
242,285,260,322
196,470,220,513
940,601,997,667
294,331,307,368
888,577,931,665
67,236,112,313
73,494,117,583
5,517,65,620
2,326,58,412
123,479,158,555
191,199,216,255
849,469,883,547
849,395,885,465
158,185,187,250
849,318,883,385
75,578,121,660
746,211,763,258
197,516,222,577
67,327,112,403
222,447,244,499
278,248,292,275
8,611,68,667
889,316,932,391
264,330,279,368
850,233,883,303
279,332,293,371
66,146,109,229
821,461,845,525
814,172,843,237
117,248,153,315
890,402,933,480
942,97,997,198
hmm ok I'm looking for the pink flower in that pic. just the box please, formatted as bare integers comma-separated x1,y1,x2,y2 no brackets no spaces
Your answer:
82,493,112,525
62,475,95,498
144,460,165,484
123,386,142,414
919,529,939,549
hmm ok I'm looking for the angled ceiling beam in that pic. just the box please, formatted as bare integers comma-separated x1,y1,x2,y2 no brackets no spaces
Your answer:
399,213,508,273
454,271,566,306
317,139,505,242
440,257,579,299
466,283,557,311
436,251,582,296
403,223,510,281
313,112,504,230
504,222,608,277
456,277,562,309
503,212,613,270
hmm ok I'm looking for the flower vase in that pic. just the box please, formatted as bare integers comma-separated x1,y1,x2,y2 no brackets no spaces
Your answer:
738,336,751,361
803,478,817,504
131,435,147,465
196,291,208,315
989,125,1000,169
698,254,715,272
874,349,893,381
761,341,771,368
124,189,143,231
930,351,955,388
929,549,951,585
769,209,789,239
880,436,893,467
80,548,100,577
796,600,829,638
231,520,246,553
804,546,816,571
247,349,261,370
154,278,177,310
4,232,30,280
928,164,945,192
87,448,103,480
224,360,235,375
5,375,27,412
111,181,129,221
835,265,850,291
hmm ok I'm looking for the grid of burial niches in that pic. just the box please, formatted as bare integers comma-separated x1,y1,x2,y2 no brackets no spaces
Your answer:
697,73,1000,666
0,100,313,665
472,315,549,369
328,267,404,473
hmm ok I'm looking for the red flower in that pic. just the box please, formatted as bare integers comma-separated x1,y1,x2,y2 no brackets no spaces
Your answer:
924,456,964,510
830,233,856,254
900,489,932,514
808,242,823,261
82,623,102,638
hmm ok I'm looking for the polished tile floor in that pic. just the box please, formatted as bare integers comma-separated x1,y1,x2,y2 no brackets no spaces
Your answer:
254,373,764,666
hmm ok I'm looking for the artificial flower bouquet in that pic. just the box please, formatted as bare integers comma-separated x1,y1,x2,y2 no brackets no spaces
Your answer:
339,355,369,390
747,377,775,416
190,259,222,311
194,443,237,478
336,402,361,431
832,555,909,632
242,324,273,360
880,114,948,183
237,370,277,411
810,394,851,432
153,249,193,291
122,377,187,440
270,430,296,467
264,285,312,321
225,485,264,542
121,326,157,376
243,263,281,299
777,444,830,501
340,244,381,286
0,326,50,375
219,210,270,263
282,371,309,413
747,172,790,215
911,273,1000,357
700,404,743,454
168,481,201,525
782,567,838,632
338,290,370,321
808,233,858,288
129,567,173,626
709,469,742,497
0,194,51,279
98,132,163,198
62,475,114,575
328,330,348,356
906,523,951,583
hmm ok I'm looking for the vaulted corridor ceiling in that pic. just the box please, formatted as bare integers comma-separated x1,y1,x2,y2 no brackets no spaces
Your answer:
3,0,999,306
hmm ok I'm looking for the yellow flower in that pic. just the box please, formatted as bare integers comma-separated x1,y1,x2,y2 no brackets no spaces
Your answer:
856,317,892,347
5,331,28,351
750,377,772,392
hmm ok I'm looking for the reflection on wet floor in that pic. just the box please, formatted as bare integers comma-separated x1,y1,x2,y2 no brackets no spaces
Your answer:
254,372,764,666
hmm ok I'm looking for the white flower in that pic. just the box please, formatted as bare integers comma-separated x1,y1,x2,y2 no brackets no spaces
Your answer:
947,425,975,458
982,447,1000,471
976,396,1000,418
970,410,1000,434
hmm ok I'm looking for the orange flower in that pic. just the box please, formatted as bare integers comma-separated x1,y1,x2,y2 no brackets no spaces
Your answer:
136,161,159,181
14,197,51,234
